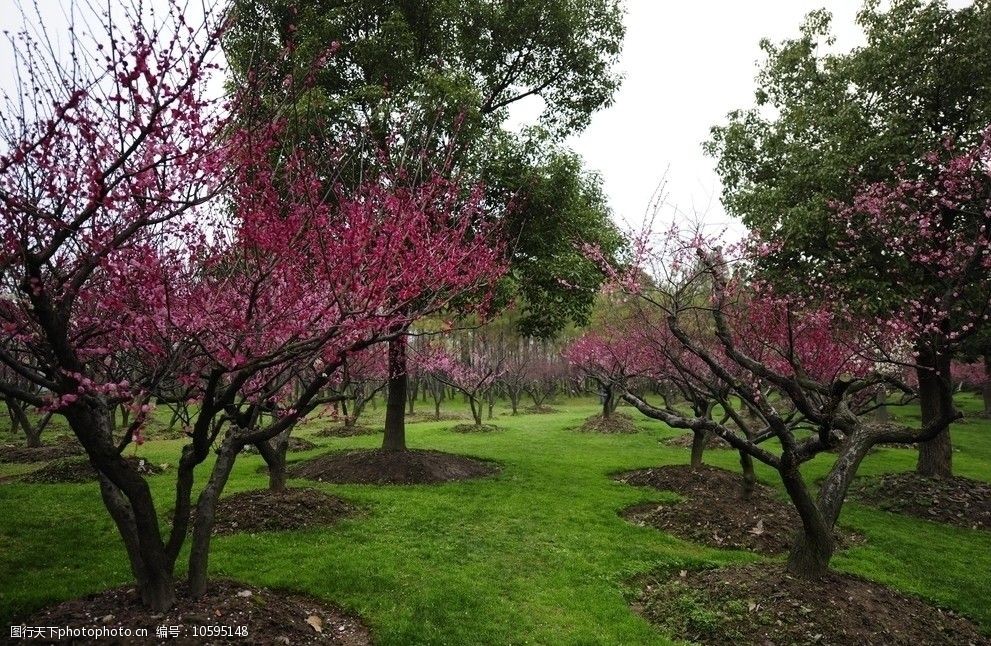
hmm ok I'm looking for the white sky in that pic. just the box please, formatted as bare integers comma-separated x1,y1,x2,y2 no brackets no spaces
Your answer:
2,0,973,238
550,0,972,236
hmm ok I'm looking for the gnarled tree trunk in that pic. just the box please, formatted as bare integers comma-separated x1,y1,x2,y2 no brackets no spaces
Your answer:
916,350,953,477
382,334,408,451
67,402,176,611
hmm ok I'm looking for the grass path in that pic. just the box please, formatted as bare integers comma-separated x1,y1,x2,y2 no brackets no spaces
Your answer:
2,396,990,644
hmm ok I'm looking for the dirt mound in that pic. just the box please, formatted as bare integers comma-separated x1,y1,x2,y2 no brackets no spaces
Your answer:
406,412,467,424
449,423,500,434
662,433,731,449
849,472,991,531
240,437,318,455
288,449,499,485
523,406,559,414
577,413,638,434
315,425,381,438
16,579,370,645
617,465,855,554
21,456,164,484
634,564,989,646
0,442,83,463
206,488,355,535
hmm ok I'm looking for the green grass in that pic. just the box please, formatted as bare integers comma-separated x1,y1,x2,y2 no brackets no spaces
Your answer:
1,395,989,644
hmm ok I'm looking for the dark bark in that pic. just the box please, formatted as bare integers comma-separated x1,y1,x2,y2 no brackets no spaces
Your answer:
469,396,483,426
916,351,954,477
382,335,408,451
602,384,616,418
67,402,176,611
739,450,756,500
7,400,50,448
256,430,289,492
689,430,707,469
875,385,890,423
188,432,240,598
779,458,834,579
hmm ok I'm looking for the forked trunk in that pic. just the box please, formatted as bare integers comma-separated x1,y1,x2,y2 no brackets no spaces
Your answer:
469,397,483,426
382,334,408,451
68,402,176,611
779,458,834,579
256,431,290,492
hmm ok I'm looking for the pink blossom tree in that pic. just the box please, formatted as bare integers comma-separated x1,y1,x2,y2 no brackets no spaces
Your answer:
423,341,506,427
817,131,991,476
564,318,655,419
0,2,505,610
603,226,955,578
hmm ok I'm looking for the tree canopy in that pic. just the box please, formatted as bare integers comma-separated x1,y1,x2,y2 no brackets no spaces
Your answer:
706,0,991,285
226,0,627,337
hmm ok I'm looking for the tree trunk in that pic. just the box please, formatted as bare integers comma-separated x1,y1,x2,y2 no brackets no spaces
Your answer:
916,351,953,477
689,430,707,469
97,473,175,610
509,390,520,415
8,401,44,447
875,385,890,423
469,397,482,426
407,377,418,415
486,390,494,420
256,431,289,492
382,335,408,451
68,402,176,611
779,457,834,579
602,385,614,419
739,450,756,500
188,432,240,598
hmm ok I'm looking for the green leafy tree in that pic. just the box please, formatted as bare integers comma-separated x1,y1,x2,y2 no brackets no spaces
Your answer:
706,0,991,476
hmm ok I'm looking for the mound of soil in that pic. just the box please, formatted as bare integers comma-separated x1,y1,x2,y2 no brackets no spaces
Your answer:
0,442,83,463
315,425,381,438
523,405,559,414
21,456,164,484
633,564,988,646
16,579,370,645
206,488,355,535
406,412,467,424
849,472,991,531
577,413,639,434
240,437,318,455
662,433,731,450
149,427,190,441
449,423,500,434
617,465,855,554
288,448,499,485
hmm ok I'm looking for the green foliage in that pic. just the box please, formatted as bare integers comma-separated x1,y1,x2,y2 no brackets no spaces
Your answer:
226,0,627,337
706,0,991,285
484,132,625,337
226,0,624,138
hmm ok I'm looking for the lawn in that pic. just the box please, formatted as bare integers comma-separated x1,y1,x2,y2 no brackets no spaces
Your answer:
1,395,990,644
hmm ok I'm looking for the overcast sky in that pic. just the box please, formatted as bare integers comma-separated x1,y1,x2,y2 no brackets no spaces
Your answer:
549,0,972,235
